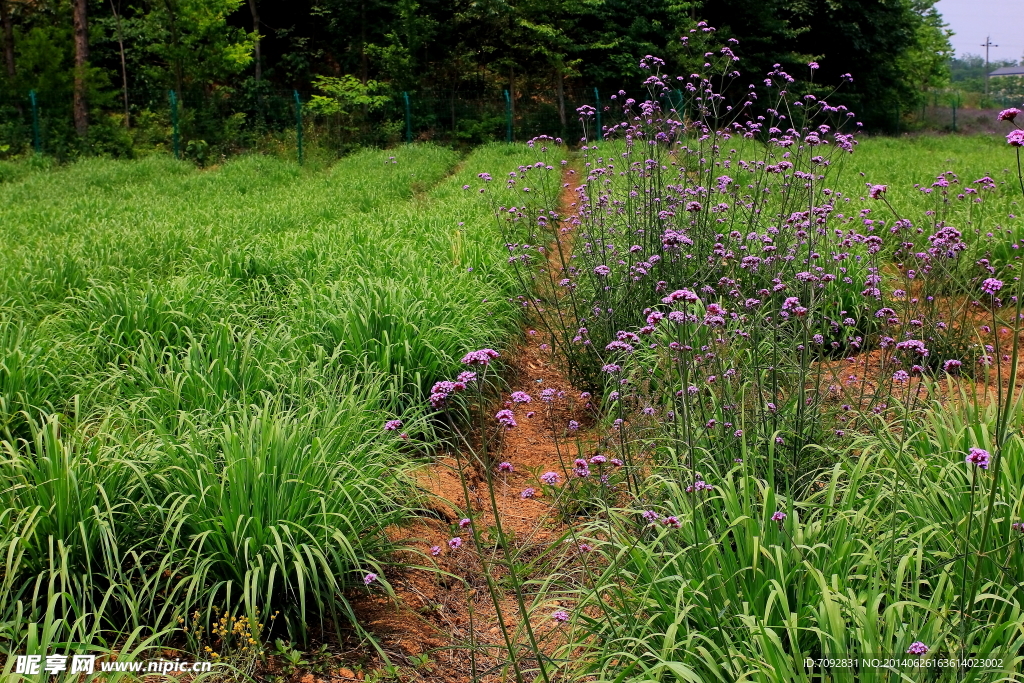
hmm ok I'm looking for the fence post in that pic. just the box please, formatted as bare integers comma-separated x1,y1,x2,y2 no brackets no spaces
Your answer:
594,87,602,141
293,90,304,165
951,92,957,133
504,89,512,143
169,90,180,159
29,90,40,154
403,91,412,143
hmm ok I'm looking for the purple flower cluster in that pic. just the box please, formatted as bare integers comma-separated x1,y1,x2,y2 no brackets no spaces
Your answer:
461,348,500,365
981,278,1003,295
540,471,561,485
429,379,467,408
495,409,517,429
966,447,991,470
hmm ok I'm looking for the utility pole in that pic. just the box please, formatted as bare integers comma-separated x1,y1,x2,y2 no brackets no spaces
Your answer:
982,36,998,94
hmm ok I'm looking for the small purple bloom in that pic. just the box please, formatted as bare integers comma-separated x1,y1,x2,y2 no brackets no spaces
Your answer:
430,545,441,556
552,610,570,623
459,518,471,528
496,410,517,429
982,278,1004,295
540,471,561,485
461,348,500,365
520,487,536,499
511,391,532,403
906,641,928,656
384,419,403,431
448,537,463,549
771,511,787,523
364,573,378,585
497,461,514,473
966,447,991,470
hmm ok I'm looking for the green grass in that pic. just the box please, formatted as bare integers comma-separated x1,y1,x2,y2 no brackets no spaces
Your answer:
0,142,559,667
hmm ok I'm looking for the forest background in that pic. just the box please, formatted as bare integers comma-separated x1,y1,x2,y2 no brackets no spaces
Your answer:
0,0,1009,159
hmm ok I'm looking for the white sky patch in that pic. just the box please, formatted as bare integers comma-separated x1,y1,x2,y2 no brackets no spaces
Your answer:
935,0,1024,63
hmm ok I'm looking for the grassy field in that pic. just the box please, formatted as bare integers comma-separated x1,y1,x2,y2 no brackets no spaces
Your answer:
2,130,1024,682
0,143,552,668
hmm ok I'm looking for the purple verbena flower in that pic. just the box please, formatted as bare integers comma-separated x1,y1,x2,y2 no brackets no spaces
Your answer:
982,278,1004,295
461,348,500,365
540,471,561,485
496,410,517,429
966,447,991,470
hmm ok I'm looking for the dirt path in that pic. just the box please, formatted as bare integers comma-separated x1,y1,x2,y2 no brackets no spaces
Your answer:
332,170,590,683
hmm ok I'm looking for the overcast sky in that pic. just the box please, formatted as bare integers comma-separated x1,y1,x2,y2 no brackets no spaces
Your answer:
935,0,1024,63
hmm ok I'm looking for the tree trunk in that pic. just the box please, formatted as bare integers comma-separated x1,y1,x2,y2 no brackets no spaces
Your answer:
109,0,130,127
360,2,367,85
164,0,182,96
248,0,261,81
72,0,89,137
0,0,15,80
555,62,566,130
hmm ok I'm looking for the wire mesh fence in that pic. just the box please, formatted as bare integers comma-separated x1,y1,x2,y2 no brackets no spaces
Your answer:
0,84,653,161
4,83,1008,162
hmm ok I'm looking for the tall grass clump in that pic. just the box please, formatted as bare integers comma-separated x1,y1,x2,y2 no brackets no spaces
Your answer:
452,33,1024,682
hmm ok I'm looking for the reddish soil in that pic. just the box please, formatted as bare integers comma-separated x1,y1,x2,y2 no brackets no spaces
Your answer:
306,169,592,683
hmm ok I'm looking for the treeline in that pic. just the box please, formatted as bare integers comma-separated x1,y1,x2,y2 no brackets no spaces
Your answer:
0,0,951,156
